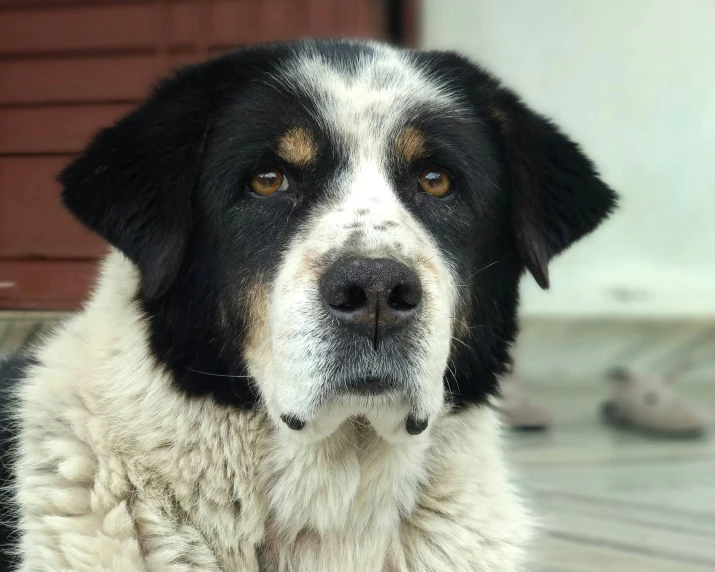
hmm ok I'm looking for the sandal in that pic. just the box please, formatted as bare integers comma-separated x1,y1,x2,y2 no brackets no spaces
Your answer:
600,363,710,439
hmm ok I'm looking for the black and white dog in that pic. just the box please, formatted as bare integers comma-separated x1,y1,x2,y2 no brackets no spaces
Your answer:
4,40,616,571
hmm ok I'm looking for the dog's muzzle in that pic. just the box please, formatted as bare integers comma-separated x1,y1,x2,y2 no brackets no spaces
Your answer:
279,256,430,436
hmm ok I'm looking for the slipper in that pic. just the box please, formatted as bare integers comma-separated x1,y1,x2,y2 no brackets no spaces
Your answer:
495,371,552,431
600,364,711,439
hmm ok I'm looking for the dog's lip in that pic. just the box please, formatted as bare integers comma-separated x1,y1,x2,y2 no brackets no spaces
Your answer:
405,414,429,435
280,413,305,431
341,376,398,395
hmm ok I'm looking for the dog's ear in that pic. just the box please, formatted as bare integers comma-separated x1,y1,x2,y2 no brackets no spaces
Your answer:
486,87,618,289
59,72,211,299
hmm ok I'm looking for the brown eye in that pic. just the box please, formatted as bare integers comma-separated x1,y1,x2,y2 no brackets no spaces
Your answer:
250,168,288,196
419,168,452,197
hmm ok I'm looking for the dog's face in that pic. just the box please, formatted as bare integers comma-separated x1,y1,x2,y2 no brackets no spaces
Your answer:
61,40,616,440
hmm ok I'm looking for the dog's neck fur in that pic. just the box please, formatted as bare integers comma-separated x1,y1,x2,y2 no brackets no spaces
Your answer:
17,251,530,571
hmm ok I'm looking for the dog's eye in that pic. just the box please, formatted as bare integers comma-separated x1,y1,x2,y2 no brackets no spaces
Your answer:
419,168,452,197
250,168,289,196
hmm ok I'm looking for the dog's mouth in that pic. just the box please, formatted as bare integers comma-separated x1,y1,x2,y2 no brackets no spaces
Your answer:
280,374,429,437
341,375,398,396
271,336,436,439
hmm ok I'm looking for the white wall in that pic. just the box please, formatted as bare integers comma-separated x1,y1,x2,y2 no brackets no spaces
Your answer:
421,0,715,318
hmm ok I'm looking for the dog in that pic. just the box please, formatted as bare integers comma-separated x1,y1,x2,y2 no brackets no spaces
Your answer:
1,39,616,571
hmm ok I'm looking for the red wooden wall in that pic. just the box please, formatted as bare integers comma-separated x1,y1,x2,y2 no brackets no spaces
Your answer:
0,0,409,309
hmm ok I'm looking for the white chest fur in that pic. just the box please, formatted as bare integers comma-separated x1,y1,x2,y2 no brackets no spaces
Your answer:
260,418,430,571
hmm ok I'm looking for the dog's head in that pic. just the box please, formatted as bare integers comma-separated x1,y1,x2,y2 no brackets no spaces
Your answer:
60,40,616,440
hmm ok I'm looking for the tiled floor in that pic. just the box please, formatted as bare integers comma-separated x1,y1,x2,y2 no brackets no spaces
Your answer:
2,312,714,571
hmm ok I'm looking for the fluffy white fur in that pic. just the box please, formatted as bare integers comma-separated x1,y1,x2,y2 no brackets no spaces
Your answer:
15,252,532,571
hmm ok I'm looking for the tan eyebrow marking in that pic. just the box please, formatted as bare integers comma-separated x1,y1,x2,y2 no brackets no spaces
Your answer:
395,127,428,163
276,127,318,166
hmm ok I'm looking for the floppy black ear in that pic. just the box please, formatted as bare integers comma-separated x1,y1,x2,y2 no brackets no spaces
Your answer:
59,72,211,299
487,87,618,289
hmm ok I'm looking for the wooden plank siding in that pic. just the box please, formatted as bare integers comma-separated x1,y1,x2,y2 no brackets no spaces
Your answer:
0,260,98,309
0,157,106,258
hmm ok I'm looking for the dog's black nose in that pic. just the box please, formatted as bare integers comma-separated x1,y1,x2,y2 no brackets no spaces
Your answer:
320,257,422,348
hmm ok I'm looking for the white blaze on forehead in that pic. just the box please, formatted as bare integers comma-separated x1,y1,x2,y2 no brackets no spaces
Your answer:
274,42,463,264
327,160,401,228
278,41,465,164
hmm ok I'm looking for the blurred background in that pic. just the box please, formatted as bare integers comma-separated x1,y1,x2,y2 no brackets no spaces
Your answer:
0,1,713,570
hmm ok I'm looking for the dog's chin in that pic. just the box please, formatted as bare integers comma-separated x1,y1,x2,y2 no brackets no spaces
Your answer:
274,382,436,446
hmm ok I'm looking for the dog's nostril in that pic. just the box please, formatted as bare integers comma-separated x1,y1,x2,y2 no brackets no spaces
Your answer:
388,283,419,311
336,285,367,311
